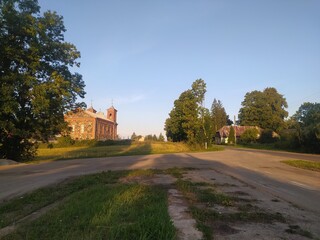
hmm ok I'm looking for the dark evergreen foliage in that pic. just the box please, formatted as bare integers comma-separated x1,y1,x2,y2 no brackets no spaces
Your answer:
211,99,228,132
228,126,235,144
259,129,279,143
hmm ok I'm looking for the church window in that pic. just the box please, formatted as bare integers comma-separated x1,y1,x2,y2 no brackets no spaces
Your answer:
81,124,85,133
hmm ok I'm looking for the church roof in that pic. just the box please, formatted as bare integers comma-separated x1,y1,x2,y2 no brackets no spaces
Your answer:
65,105,116,123
85,110,114,122
87,106,97,113
108,105,117,111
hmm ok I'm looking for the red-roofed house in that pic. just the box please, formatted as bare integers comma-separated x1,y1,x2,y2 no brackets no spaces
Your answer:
215,126,261,144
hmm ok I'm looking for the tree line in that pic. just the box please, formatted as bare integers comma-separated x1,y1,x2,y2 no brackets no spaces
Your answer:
131,132,165,142
165,79,320,153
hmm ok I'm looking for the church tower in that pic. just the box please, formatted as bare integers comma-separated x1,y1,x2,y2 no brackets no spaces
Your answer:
107,106,117,123
107,106,118,139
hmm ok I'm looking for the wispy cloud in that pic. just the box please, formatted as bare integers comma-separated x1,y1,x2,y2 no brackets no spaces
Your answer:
116,94,146,105
95,94,146,107
85,94,146,110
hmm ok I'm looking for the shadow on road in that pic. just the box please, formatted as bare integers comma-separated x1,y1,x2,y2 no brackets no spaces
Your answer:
1,150,320,214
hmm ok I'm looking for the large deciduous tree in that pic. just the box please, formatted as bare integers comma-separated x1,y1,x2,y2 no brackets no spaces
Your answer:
293,102,320,153
238,88,288,132
165,79,209,145
165,89,197,142
0,0,85,161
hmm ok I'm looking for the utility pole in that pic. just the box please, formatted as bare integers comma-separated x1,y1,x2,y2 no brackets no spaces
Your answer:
234,115,237,145
202,97,207,149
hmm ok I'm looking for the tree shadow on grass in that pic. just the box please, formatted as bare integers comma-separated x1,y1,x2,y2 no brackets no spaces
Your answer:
35,142,153,162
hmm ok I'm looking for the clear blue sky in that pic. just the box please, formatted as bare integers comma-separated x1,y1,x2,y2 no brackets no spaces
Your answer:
38,0,320,138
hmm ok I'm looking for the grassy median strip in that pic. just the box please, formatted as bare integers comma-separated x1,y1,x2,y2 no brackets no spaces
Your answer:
0,170,176,240
0,171,127,229
281,160,320,172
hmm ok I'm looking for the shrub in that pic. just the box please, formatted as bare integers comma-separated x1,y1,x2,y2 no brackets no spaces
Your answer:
259,129,280,143
48,138,132,148
55,136,75,147
228,126,236,144
275,129,301,150
240,128,259,144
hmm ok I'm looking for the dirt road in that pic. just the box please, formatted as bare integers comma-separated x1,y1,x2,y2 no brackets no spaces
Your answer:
1,148,319,214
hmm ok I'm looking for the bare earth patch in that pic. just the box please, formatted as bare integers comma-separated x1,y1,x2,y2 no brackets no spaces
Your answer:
183,169,320,239
168,188,203,240
119,169,320,239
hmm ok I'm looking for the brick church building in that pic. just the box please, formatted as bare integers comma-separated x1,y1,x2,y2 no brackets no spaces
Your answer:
64,106,118,140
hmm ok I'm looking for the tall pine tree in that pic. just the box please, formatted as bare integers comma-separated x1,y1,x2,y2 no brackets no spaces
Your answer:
211,99,228,132
228,126,236,145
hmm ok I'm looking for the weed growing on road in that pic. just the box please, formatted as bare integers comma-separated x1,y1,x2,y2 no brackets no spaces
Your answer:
164,167,198,179
285,225,313,239
175,179,287,240
175,179,233,206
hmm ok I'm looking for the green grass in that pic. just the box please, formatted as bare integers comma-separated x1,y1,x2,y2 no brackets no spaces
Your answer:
1,170,176,240
235,143,276,150
0,168,191,230
0,171,127,229
235,143,318,154
281,160,320,172
35,142,223,162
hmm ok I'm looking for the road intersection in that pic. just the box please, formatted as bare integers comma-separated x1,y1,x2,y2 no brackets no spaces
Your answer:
1,148,319,213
